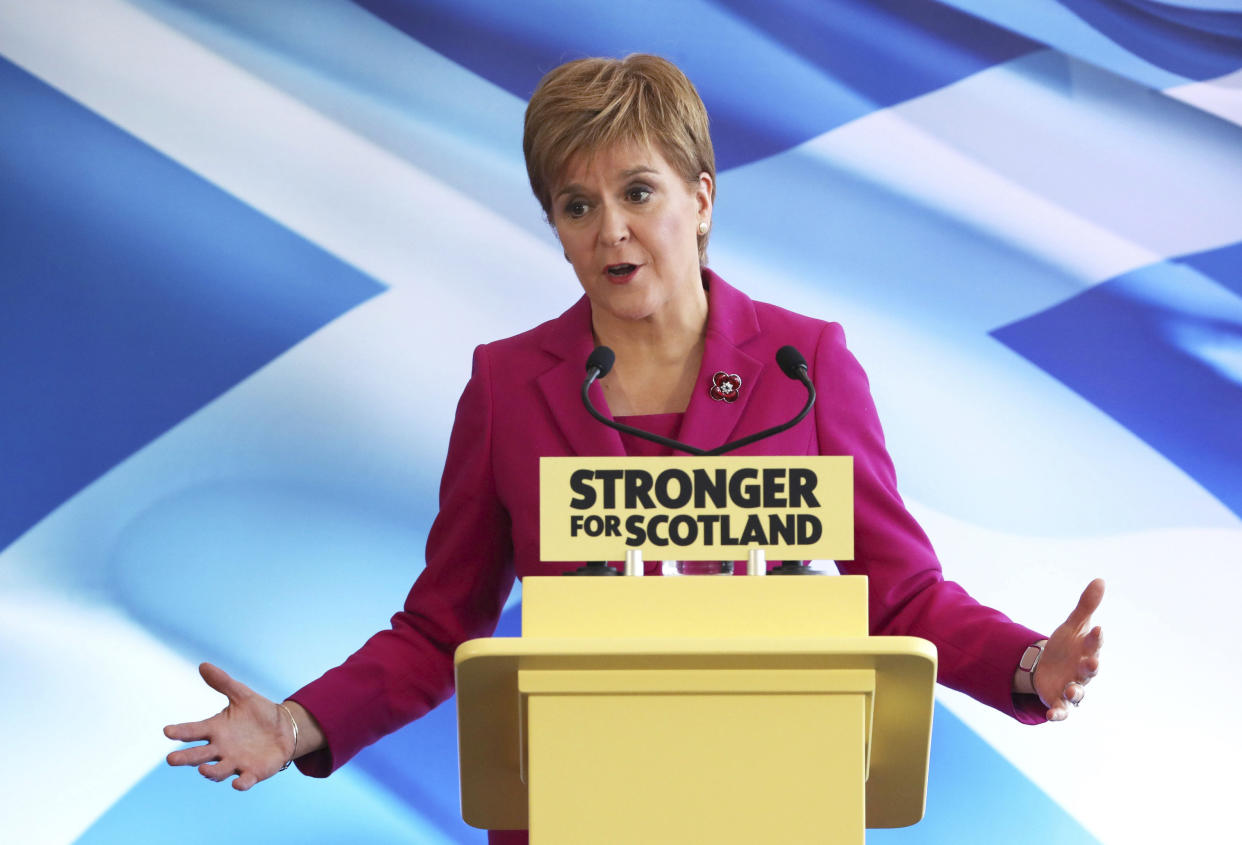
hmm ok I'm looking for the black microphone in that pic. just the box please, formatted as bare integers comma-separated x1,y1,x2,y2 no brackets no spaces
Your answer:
579,345,815,456
776,345,808,380
585,346,615,380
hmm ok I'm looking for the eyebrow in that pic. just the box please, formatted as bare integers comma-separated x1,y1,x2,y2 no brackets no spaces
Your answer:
554,166,659,199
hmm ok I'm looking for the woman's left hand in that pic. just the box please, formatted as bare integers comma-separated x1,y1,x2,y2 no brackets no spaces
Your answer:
1034,578,1105,721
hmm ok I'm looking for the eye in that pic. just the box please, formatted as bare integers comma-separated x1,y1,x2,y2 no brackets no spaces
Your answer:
626,186,652,203
563,199,590,219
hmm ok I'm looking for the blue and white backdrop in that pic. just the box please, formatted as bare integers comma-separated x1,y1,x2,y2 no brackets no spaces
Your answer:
2,1,1240,842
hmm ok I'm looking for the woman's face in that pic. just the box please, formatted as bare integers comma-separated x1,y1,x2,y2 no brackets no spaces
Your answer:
551,140,712,327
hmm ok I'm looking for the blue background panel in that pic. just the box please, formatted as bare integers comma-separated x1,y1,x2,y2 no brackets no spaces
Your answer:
993,243,1242,520
1058,0,1242,79
349,0,1038,170
0,56,384,551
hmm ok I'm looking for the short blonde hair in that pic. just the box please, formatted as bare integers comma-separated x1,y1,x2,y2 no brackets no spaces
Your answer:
523,54,716,262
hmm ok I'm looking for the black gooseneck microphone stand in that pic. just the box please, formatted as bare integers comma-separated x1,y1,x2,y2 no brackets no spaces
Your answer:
580,345,816,457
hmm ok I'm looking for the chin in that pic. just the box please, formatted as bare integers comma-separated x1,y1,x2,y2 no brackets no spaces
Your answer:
590,288,662,323
602,298,664,323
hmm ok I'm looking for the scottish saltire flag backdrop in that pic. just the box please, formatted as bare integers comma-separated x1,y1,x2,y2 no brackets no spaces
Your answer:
2,0,1239,842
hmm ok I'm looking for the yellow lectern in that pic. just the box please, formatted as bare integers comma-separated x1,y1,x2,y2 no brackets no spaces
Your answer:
456,575,936,844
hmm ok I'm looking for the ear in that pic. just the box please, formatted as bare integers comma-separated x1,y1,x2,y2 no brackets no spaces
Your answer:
694,171,714,224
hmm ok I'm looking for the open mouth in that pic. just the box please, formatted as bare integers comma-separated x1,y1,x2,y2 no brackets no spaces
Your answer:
606,263,638,278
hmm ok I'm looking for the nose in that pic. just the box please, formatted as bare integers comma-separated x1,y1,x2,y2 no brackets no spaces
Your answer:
597,201,629,246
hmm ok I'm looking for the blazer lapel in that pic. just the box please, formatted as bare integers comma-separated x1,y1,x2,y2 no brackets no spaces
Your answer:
535,296,626,458
678,270,764,453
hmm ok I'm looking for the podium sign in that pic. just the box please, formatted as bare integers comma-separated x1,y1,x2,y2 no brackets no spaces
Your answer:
539,455,853,561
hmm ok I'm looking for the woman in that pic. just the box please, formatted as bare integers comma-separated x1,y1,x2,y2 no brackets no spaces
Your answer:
165,55,1103,839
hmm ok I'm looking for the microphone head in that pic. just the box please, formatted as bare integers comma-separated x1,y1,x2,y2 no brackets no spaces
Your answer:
586,346,616,379
776,345,808,379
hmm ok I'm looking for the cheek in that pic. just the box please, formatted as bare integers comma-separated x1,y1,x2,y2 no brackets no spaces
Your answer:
557,228,590,262
649,215,694,260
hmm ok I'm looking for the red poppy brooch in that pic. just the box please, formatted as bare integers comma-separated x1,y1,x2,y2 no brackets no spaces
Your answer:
708,371,742,402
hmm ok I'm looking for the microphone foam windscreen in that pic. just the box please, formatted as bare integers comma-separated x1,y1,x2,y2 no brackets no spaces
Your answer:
776,345,807,379
586,346,616,378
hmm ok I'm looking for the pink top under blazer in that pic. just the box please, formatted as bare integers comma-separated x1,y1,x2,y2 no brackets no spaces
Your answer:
290,270,1045,791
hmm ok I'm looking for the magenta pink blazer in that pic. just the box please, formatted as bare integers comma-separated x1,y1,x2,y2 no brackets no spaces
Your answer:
290,270,1045,784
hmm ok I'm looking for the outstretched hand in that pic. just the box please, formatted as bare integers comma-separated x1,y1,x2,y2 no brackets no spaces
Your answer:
163,663,295,791
1035,578,1105,722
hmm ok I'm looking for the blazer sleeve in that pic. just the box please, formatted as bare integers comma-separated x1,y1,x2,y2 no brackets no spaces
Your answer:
813,322,1047,724
289,344,517,775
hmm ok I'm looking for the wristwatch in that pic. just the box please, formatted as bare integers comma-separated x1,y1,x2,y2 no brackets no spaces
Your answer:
1014,639,1048,696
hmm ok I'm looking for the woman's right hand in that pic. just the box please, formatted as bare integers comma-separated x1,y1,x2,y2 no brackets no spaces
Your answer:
163,662,304,791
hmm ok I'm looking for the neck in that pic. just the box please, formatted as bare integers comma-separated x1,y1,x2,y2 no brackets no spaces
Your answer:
592,280,709,416
593,309,705,366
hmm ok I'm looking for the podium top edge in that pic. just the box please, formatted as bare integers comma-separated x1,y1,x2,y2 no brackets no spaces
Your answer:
455,635,937,665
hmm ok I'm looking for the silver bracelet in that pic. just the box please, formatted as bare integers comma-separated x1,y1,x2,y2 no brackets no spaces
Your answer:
277,702,299,772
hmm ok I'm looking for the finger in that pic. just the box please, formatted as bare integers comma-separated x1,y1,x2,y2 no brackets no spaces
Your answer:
167,745,218,767
233,772,258,791
199,662,249,702
1079,654,1101,680
1047,702,1068,722
1064,681,1086,705
198,760,236,783
164,721,212,742
1084,625,1103,654
1066,578,1105,629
